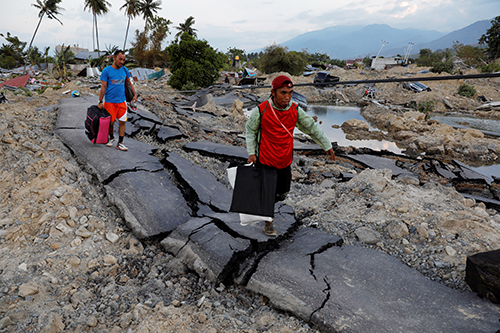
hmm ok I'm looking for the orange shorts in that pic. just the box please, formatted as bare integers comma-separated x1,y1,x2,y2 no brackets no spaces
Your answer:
104,102,127,122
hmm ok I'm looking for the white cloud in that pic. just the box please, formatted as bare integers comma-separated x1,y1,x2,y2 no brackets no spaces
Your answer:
0,0,496,56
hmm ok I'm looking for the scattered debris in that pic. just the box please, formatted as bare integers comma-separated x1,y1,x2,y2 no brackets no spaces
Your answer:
403,81,431,93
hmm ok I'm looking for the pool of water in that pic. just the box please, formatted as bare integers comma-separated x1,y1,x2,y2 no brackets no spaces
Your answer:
432,114,500,135
304,105,402,154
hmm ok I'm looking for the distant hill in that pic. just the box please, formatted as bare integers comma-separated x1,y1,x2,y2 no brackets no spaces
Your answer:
390,19,492,56
279,19,492,60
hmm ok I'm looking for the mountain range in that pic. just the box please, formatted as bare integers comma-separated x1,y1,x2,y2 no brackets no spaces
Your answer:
280,19,492,60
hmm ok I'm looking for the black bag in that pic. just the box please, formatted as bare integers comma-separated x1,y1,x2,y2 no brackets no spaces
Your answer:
84,105,111,144
125,78,134,102
230,163,277,217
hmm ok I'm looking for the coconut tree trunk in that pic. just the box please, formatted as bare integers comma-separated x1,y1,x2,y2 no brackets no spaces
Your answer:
24,13,45,74
95,14,100,57
91,13,95,51
124,16,131,50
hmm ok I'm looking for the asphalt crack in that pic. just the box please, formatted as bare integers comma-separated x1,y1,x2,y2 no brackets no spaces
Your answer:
102,167,163,185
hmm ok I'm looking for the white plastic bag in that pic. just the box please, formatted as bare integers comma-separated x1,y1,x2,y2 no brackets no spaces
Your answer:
227,164,273,226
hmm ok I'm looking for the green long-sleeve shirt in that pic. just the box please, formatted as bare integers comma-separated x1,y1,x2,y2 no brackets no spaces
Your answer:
245,99,333,156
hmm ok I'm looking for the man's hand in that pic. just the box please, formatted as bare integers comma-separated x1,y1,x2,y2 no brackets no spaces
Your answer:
326,148,336,161
247,154,257,164
132,94,138,103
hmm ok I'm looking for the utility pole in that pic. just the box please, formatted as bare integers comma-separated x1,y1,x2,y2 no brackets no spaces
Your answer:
403,42,414,65
373,40,388,69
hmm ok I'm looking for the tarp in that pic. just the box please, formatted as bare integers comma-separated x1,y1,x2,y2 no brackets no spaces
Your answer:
242,67,257,78
147,69,165,80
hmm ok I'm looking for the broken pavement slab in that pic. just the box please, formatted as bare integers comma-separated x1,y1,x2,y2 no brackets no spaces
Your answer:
163,151,232,212
184,140,248,161
345,153,412,177
204,202,298,243
161,217,252,284
161,203,300,285
246,228,500,332
56,96,191,239
106,170,191,239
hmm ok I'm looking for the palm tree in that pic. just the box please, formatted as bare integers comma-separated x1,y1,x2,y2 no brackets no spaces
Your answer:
84,0,112,57
138,0,162,31
175,16,197,38
120,0,141,50
24,0,64,73
54,44,74,79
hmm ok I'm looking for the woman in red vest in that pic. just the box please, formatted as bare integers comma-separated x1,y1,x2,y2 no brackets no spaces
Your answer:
245,75,335,236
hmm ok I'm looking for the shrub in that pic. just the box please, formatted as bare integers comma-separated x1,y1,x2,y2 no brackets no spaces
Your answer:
457,84,476,98
481,63,500,73
430,61,454,74
417,100,435,119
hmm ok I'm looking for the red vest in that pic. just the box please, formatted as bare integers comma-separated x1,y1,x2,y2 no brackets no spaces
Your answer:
258,101,298,169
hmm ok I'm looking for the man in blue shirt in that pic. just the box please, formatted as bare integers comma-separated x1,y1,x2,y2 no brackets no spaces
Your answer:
98,50,137,151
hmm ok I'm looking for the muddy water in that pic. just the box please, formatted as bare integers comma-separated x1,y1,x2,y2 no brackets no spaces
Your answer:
432,114,500,135
304,105,402,154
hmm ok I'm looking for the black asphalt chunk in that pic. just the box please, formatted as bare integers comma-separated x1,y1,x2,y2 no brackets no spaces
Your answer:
247,228,500,332
125,121,141,137
293,141,324,153
134,118,156,132
106,170,191,239
204,202,298,243
56,127,163,182
164,152,231,212
346,154,410,176
161,217,252,284
132,107,163,124
453,159,492,185
183,140,248,161
156,126,185,142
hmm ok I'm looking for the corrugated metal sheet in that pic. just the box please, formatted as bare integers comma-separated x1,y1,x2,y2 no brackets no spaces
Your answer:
86,67,101,77
0,74,30,88
130,68,155,81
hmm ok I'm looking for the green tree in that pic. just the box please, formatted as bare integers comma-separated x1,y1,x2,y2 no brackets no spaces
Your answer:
131,15,171,67
226,47,246,62
259,44,307,76
167,32,223,90
175,16,197,38
479,16,500,59
0,33,27,69
84,0,111,56
26,0,64,72
330,58,346,67
138,0,162,31
416,48,454,73
120,0,141,50
453,41,483,67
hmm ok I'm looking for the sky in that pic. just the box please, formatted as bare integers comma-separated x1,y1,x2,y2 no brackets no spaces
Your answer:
1,0,498,56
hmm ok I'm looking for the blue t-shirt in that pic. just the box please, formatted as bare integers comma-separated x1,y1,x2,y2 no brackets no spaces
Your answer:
100,65,131,103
